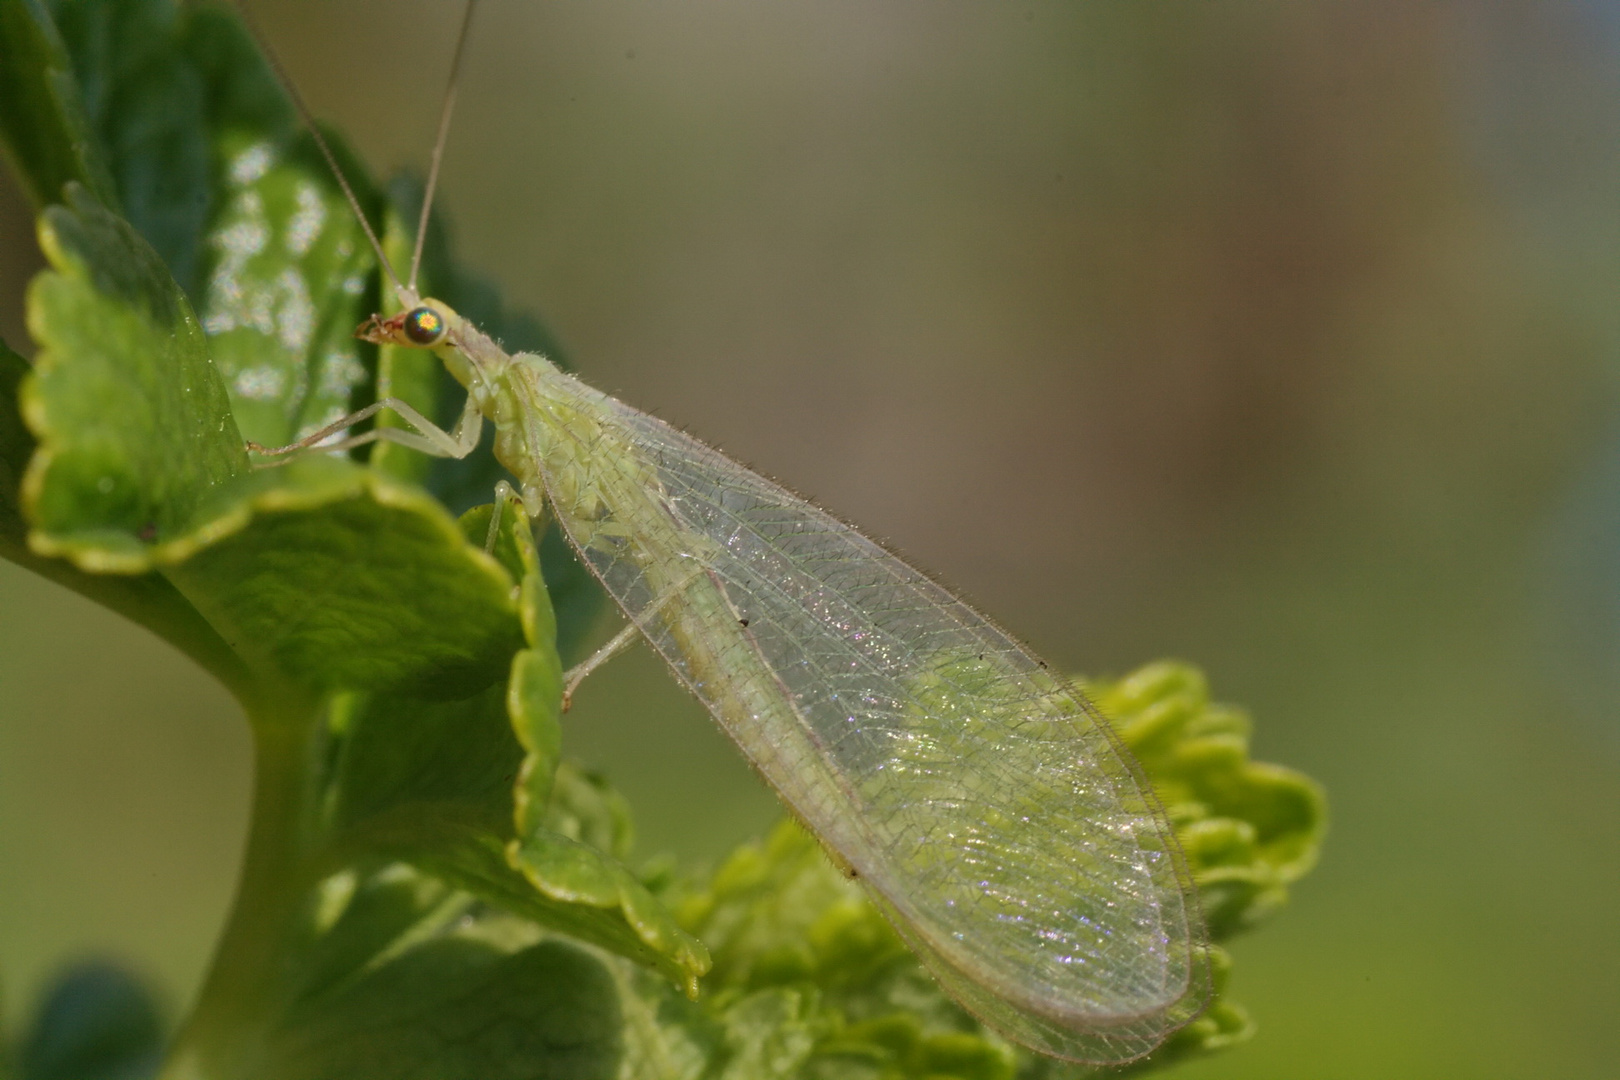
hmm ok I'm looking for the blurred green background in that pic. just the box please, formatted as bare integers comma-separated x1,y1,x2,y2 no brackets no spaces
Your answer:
3,2,1619,1076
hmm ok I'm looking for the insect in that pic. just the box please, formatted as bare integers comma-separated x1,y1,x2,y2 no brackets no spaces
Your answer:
242,0,1209,1064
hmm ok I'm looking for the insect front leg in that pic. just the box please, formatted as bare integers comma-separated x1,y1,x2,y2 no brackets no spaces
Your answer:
246,392,484,464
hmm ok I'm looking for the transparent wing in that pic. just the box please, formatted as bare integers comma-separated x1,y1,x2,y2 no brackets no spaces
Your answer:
510,358,1210,1064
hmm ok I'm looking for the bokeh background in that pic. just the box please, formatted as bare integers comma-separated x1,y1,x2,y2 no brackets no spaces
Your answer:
4,2,1620,1076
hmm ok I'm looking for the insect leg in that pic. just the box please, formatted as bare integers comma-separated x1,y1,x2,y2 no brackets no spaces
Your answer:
246,393,484,465
560,619,642,712
485,480,521,553
560,563,707,710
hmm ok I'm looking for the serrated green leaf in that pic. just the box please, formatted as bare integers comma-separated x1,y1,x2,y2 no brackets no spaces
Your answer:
541,765,635,862
163,459,523,694
0,0,120,212
22,184,246,569
509,645,564,823
464,500,570,809
264,913,623,1080
303,495,704,993
220,868,626,1080
315,497,548,835
6,2,685,1072
333,813,707,998
503,828,710,995
317,503,546,831
1,339,34,526
3,333,249,692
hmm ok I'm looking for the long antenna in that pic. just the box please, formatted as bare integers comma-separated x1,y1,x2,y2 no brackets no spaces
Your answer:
233,1,408,300
411,0,481,293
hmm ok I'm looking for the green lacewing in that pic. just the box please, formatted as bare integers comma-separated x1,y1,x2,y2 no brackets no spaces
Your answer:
244,0,1209,1063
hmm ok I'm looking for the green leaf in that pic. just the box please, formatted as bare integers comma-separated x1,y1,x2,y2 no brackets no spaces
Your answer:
18,963,163,1080
3,0,699,1071
47,0,210,295
1,339,35,529
181,5,295,141
162,460,523,694
496,513,709,993
196,130,379,451
11,161,675,1036
0,0,120,212
2,332,250,691
282,864,465,1012
266,903,623,1080
540,764,636,861
27,0,389,448
321,808,713,1011
306,496,707,993
189,3,379,383
22,183,246,569
316,500,549,840
500,827,711,997
708,990,819,1079
608,960,823,1080
23,194,519,688
326,679,524,838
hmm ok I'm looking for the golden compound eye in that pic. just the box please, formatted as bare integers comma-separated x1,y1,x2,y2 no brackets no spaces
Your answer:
403,305,447,346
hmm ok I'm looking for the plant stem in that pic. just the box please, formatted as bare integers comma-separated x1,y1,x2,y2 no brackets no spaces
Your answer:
158,691,326,1080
